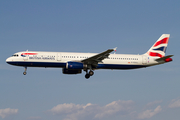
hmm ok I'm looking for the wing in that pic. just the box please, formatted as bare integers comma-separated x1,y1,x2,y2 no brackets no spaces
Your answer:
81,47,117,66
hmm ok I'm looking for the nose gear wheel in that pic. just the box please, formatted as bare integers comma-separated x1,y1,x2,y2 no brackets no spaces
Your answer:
23,67,27,75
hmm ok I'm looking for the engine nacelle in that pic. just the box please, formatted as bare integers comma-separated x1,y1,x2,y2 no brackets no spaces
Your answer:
62,68,82,74
66,62,86,70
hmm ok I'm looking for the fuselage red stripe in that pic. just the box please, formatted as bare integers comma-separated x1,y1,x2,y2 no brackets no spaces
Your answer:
21,53,38,55
153,37,169,47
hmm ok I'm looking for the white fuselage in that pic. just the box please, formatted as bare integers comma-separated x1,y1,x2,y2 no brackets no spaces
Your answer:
6,51,161,70
5,34,173,78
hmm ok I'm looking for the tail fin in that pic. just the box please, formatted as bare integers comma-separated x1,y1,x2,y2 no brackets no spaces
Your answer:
144,34,170,58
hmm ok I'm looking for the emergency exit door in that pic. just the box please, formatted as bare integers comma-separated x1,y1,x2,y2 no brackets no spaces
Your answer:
57,53,62,61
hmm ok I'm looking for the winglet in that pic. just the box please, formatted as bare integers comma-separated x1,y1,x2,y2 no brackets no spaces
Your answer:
113,47,117,54
114,47,117,51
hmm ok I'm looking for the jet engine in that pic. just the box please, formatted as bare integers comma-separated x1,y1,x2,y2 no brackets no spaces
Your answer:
66,62,87,70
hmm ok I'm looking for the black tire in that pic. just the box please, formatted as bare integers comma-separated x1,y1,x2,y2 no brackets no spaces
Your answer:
23,72,27,75
85,74,90,79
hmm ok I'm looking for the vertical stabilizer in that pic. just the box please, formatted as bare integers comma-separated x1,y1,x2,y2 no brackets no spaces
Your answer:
144,34,170,58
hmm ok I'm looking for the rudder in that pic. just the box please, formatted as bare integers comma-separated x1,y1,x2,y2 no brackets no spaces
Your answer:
144,34,170,58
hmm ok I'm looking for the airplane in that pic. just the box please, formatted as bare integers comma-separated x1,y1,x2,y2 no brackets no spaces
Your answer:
6,34,173,79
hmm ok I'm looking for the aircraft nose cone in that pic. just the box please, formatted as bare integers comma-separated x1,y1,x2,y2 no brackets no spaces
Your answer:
6,57,12,64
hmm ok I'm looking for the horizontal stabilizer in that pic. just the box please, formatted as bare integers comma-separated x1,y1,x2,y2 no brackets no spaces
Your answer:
155,55,173,61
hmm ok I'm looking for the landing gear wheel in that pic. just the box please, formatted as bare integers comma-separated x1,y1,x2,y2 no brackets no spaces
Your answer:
85,74,90,79
23,67,27,75
89,71,94,76
23,72,27,75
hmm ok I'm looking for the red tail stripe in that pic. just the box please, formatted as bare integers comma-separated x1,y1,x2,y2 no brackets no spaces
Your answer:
22,53,38,55
149,52,163,58
153,37,169,47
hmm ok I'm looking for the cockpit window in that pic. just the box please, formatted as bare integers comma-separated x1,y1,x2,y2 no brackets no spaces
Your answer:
12,54,19,57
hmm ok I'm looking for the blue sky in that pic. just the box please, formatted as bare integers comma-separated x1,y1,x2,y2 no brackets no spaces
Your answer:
0,0,180,120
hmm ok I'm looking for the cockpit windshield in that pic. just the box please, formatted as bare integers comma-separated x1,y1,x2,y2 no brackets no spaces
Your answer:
12,54,19,57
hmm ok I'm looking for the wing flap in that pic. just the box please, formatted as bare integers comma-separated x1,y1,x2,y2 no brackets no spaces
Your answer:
81,48,116,65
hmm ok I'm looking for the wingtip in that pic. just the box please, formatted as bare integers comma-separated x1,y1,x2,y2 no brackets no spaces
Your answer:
113,47,117,51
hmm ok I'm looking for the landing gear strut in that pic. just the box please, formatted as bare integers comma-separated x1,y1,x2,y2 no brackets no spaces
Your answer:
23,67,27,75
85,70,94,79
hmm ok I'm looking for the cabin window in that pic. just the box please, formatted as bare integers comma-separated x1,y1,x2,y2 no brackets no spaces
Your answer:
12,54,18,57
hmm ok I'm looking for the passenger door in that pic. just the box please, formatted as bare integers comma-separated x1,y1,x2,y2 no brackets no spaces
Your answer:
142,55,147,64
23,52,28,60
57,53,62,61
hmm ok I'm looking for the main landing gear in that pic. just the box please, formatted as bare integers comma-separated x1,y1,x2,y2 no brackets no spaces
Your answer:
85,70,94,79
23,67,27,75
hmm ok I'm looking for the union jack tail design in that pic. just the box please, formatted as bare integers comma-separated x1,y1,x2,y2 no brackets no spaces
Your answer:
145,34,170,58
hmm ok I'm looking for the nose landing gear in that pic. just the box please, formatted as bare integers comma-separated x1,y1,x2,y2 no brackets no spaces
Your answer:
23,67,27,75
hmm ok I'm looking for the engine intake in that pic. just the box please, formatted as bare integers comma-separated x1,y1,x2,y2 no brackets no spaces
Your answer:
66,62,86,70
